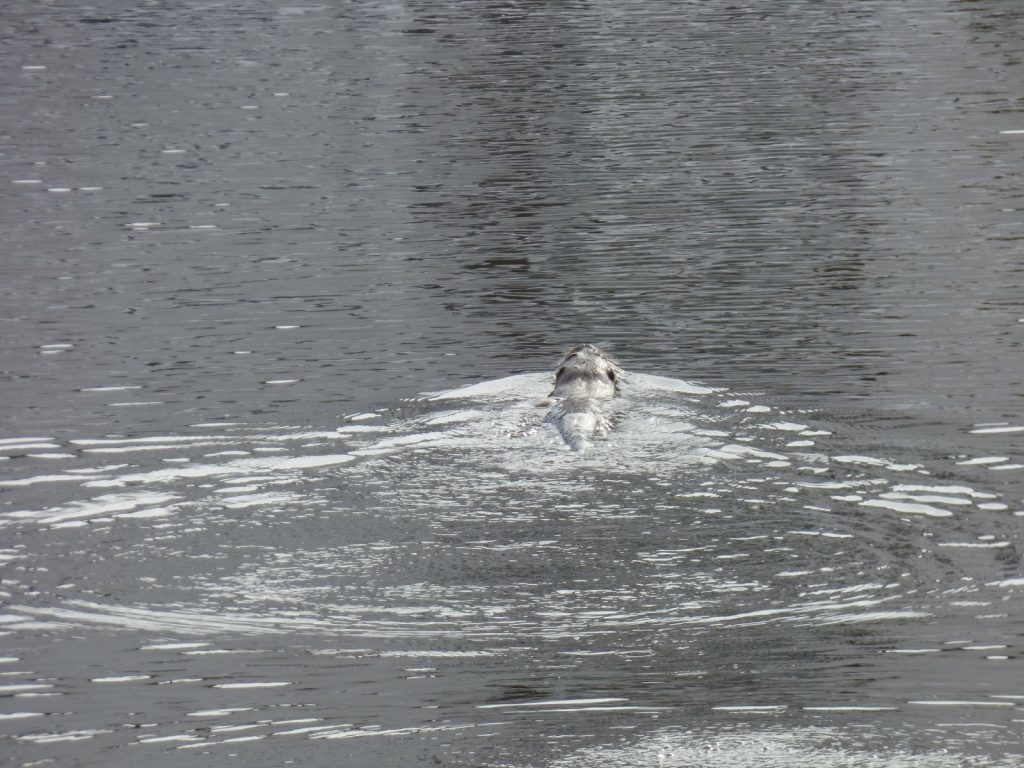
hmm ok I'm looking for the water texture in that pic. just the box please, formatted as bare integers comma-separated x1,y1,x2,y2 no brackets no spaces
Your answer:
1,1,1022,766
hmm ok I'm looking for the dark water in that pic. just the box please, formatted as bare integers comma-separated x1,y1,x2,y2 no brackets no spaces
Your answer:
1,1,1023,765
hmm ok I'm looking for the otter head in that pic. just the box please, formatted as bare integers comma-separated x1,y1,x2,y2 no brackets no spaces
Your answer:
551,344,622,400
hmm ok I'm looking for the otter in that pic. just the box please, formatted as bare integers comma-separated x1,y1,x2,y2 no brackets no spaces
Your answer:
544,344,623,452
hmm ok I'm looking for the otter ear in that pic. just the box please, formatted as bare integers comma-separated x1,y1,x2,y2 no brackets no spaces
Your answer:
555,366,565,379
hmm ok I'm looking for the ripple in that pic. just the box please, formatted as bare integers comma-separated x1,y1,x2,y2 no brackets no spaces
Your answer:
551,726,1022,768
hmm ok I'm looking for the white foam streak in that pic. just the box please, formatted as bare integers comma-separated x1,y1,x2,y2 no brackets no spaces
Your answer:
16,729,112,743
87,454,354,486
878,492,973,506
891,484,996,499
213,682,290,689
311,724,474,740
11,601,332,635
7,492,180,524
139,734,203,744
987,578,1024,588
0,474,94,488
0,437,53,446
969,425,1024,435
908,700,1015,707
477,697,628,709
957,456,1010,466
859,499,953,517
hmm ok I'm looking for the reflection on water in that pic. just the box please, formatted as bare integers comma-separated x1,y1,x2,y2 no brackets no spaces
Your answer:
1,0,1023,765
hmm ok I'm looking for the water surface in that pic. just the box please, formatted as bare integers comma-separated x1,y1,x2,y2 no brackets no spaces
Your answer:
1,1,1022,766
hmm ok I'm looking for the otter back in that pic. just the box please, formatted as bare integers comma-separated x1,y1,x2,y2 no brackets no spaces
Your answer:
544,396,612,452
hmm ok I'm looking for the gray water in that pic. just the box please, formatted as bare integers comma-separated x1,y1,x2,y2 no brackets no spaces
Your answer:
1,1,1023,766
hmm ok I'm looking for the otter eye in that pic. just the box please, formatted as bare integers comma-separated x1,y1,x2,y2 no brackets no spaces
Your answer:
607,370,616,382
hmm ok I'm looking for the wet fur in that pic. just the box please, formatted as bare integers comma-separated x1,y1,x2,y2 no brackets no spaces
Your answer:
544,344,623,451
